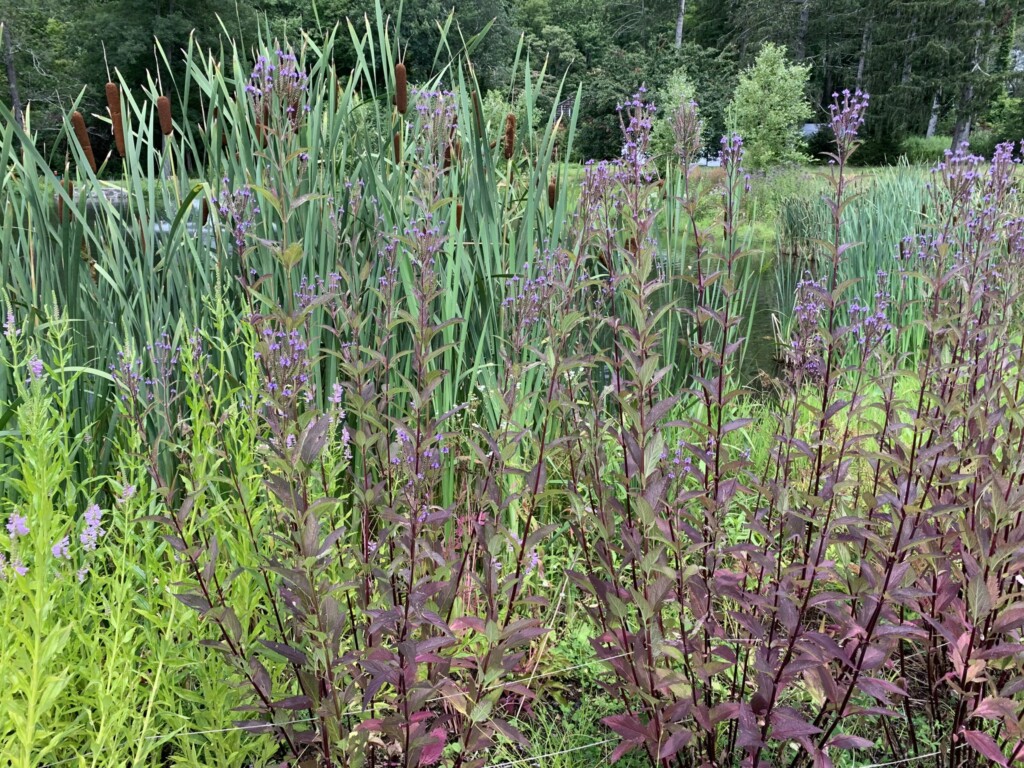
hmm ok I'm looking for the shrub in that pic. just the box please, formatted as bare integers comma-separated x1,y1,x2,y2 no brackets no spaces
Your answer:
901,134,952,165
726,43,812,169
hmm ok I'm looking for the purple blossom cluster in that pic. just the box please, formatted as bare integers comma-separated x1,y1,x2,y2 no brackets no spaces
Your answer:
661,440,694,482
80,504,105,551
788,275,828,380
246,49,310,134
0,553,28,579
403,213,447,269
411,89,458,165
212,179,260,252
7,512,29,539
572,91,665,277
293,273,342,312
719,133,745,176
252,320,313,408
828,88,869,159
500,248,575,346
617,87,658,185
3,306,17,338
390,428,450,481
576,159,620,247
110,333,180,413
27,356,44,383
848,271,892,352
1,502,108,582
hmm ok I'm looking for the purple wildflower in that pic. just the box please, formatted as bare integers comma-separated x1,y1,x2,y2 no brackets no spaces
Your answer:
52,536,71,559
7,512,28,540
80,504,105,552
27,356,44,382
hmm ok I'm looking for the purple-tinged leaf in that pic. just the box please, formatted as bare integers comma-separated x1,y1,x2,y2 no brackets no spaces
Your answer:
971,697,1017,722
770,708,822,741
259,639,308,666
418,727,447,766
272,696,313,710
162,534,188,553
828,734,875,750
249,657,271,700
657,729,691,760
174,591,211,613
962,729,1008,766
993,604,1024,633
299,414,332,464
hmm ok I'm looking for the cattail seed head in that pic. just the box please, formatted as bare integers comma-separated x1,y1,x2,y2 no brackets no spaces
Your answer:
201,198,209,226
503,113,516,160
395,61,407,115
394,131,402,166
106,83,126,157
157,95,173,136
456,202,463,229
71,111,97,173
548,177,557,209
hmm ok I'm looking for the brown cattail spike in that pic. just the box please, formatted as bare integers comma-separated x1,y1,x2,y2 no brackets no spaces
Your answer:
548,177,557,209
503,113,516,160
395,62,407,115
157,95,173,136
456,203,463,230
201,198,210,227
106,82,126,157
71,111,97,173
394,131,402,166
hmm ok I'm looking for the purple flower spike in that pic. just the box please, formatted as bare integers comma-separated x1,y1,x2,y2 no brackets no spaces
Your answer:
80,504,105,552
52,536,71,559
7,512,29,540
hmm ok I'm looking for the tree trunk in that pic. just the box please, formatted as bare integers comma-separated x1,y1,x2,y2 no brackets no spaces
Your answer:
926,91,941,138
951,82,974,148
1,22,22,128
674,0,685,49
952,1,987,150
793,0,811,59
856,24,871,88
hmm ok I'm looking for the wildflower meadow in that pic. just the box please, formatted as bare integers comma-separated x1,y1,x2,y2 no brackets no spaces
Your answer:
2,7,1024,768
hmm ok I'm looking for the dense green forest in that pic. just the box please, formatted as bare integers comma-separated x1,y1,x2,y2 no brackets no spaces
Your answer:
2,0,1024,160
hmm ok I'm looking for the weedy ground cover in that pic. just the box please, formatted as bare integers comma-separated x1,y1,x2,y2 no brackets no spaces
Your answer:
2,8,1024,768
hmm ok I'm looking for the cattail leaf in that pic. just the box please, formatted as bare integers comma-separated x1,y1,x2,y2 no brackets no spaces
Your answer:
164,184,205,246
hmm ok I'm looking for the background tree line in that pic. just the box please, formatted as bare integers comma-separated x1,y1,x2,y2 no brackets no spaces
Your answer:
2,0,1022,163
